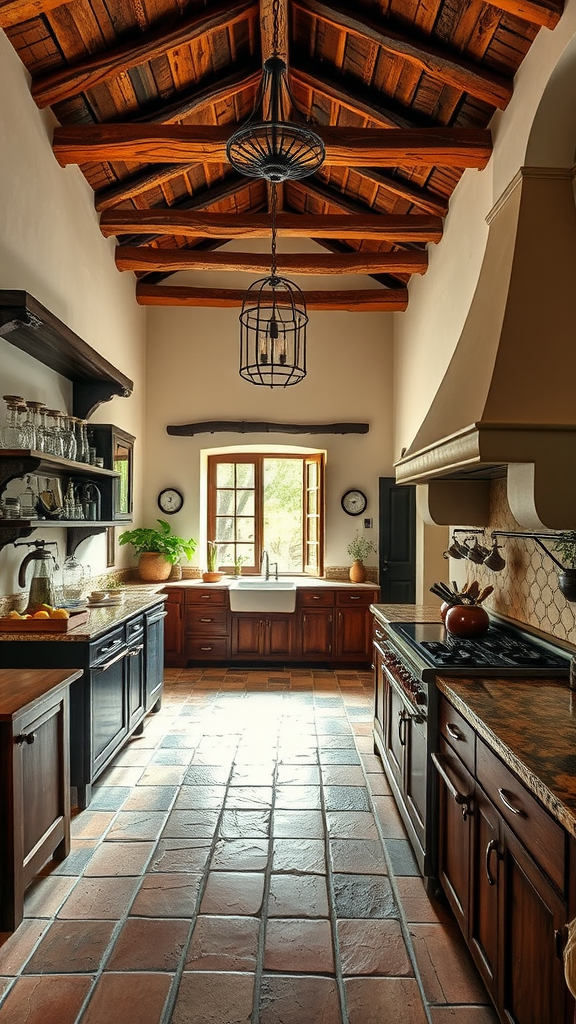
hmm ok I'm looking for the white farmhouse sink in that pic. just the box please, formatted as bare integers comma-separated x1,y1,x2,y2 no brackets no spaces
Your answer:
229,579,297,612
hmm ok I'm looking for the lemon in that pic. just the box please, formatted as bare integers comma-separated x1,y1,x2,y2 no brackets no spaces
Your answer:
7,610,22,619
33,610,50,619
50,608,70,619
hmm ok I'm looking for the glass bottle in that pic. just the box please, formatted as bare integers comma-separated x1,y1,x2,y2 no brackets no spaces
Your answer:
18,476,38,519
26,401,46,451
80,420,90,464
21,402,37,450
36,406,50,453
62,554,86,606
0,397,25,449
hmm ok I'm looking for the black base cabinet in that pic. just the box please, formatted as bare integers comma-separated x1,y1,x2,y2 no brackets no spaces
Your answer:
0,600,165,809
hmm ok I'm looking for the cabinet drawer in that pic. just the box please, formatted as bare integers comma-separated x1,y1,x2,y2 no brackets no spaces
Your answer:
372,619,387,645
89,626,125,666
299,590,335,607
336,590,375,606
126,615,144,642
186,610,228,635
476,738,566,894
438,697,476,775
186,638,228,660
186,588,228,607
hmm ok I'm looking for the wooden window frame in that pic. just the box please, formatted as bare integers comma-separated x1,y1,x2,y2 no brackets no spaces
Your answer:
207,452,324,577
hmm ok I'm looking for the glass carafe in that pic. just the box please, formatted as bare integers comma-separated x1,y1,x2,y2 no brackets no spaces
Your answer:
0,397,26,449
18,476,38,520
62,555,87,606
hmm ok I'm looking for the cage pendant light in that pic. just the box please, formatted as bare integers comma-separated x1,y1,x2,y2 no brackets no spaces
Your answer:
226,0,324,182
239,184,308,388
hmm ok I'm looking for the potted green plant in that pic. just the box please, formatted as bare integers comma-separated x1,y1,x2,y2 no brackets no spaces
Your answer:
347,534,377,583
119,519,196,582
203,540,223,583
554,532,576,601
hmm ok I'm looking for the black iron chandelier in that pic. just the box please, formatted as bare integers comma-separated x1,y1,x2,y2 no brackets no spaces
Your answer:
226,0,325,182
239,183,308,387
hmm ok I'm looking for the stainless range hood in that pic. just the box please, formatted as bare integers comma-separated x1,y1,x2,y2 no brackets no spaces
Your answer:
395,168,576,531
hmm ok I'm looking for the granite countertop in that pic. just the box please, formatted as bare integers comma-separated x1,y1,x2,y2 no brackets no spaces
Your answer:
436,674,576,839
163,578,379,590
0,590,166,643
370,603,441,623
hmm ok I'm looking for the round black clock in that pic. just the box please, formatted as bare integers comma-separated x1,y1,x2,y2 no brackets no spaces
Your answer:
341,489,368,516
157,488,184,515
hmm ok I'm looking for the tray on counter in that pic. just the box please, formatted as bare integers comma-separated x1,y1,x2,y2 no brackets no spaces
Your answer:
0,610,89,632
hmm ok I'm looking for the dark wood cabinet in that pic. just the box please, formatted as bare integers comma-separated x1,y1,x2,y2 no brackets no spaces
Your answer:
335,591,375,660
300,609,333,658
145,604,166,710
434,693,572,1024
164,589,185,666
231,613,294,658
185,587,229,661
0,669,79,932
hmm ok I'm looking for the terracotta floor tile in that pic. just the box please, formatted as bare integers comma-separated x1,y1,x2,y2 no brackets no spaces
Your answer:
162,809,220,839
148,839,212,873
372,796,409,839
259,974,342,1024
121,786,178,811
23,921,115,974
129,873,202,918
229,765,275,786
96,765,144,787
183,765,231,785
219,809,270,839
83,841,154,877
366,772,392,796
70,811,116,840
429,1007,500,1023
268,873,329,917
326,811,378,841
106,917,190,970
410,922,491,1005
137,766,187,786
151,749,193,766
24,876,78,919
87,787,132,811
345,977,428,1024
174,785,227,809
41,843,98,877
395,878,453,924
79,971,172,1024
200,871,264,915
272,809,325,838
321,765,366,787
105,811,168,842
272,838,326,874
319,749,361,764
337,919,414,976
225,786,274,810
275,765,321,785
210,838,269,871
0,920,50,975
172,970,255,1024
112,747,154,767
329,839,388,875
185,915,260,970
264,919,334,972
385,839,421,876
324,786,370,812
0,974,93,1024
57,878,140,920
332,874,398,920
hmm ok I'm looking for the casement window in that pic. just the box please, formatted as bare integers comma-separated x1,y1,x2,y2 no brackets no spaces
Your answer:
207,453,324,576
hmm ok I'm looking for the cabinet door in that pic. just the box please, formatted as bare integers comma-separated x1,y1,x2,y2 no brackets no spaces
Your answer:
403,711,427,852
470,784,500,1000
266,616,294,657
232,615,263,657
301,610,333,658
500,822,567,1024
91,654,128,776
383,675,404,793
433,742,474,936
373,646,385,743
164,590,184,665
145,606,165,711
127,643,144,731
335,607,370,658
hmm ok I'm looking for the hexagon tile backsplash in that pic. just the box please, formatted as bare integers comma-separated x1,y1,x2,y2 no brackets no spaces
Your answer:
460,478,576,646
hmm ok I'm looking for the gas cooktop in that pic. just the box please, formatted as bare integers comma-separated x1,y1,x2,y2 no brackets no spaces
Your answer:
388,621,570,675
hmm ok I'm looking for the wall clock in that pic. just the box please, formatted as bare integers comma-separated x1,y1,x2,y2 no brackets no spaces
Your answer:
158,488,184,514
341,489,368,516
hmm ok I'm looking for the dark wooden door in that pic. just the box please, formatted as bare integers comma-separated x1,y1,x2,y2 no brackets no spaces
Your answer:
434,741,473,936
232,615,263,657
470,785,500,1001
378,477,416,602
335,607,369,658
164,591,184,664
266,616,293,657
301,610,333,658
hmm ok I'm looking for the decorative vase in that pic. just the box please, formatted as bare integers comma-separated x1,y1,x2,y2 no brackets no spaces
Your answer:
440,601,454,623
137,552,172,582
202,571,223,583
558,570,576,602
349,559,367,583
445,604,489,638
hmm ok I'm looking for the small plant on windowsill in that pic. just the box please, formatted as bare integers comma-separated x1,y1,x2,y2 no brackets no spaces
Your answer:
234,553,247,578
203,541,223,584
347,534,377,584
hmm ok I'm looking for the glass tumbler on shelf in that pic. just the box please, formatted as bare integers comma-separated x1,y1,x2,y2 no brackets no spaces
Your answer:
61,414,77,461
46,409,64,458
0,396,26,449
26,402,46,451
21,402,37,450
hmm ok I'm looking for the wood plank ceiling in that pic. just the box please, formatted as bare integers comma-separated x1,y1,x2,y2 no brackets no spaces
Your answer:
0,0,563,311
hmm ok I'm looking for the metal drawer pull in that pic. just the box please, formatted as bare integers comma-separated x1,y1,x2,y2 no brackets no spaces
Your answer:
199,617,213,622
374,627,384,639
128,644,144,656
96,647,129,672
98,638,122,656
349,595,361,600
485,838,499,885
498,788,525,816
398,709,409,746
445,723,463,741
200,646,213,651
312,595,321,600
431,752,472,821
15,731,36,745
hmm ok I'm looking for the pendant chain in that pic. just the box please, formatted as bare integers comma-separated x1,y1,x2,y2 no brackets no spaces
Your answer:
270,182,278,280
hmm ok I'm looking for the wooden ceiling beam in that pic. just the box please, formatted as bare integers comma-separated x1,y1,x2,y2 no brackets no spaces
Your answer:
115,246,428,275
292,0,513,110
100,209,443,242
290,57,420,130
310,237,405,290
31,0,258,109
260,0,287,62
135,283,408,311
482,0,563,29
54,125,492,169
296,175,447,220
0,0,70,28
95,167,248,214
349,167,450,217
134,62,261,126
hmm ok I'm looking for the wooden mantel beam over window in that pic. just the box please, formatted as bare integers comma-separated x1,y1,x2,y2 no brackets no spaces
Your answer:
100,210,443,243
135,284,408,311
116,247,428,275
53,125,492,169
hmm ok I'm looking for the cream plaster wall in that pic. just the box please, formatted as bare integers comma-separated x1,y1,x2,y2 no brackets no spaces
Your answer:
144,248,394,571
0,32,147,598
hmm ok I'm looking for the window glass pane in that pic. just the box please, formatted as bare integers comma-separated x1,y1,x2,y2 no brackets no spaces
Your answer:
307,516,317,542
235,544,253,566
215,517,235,541
216,463,234,487
307,543,318,569
237,517,255,542
263,459,303,573
217,490,235,515
307,461,318,488
236,463,255,487
307,489,317,514
218,543,234,566
236,490,254,516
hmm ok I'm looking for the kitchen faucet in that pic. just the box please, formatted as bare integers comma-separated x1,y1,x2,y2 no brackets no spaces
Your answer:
261,549,270,580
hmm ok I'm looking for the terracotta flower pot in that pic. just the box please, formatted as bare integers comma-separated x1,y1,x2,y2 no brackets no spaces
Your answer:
445,604,489,638
202,571,223,583
440,601,454,623
349,560,367,583
137,551,172,581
